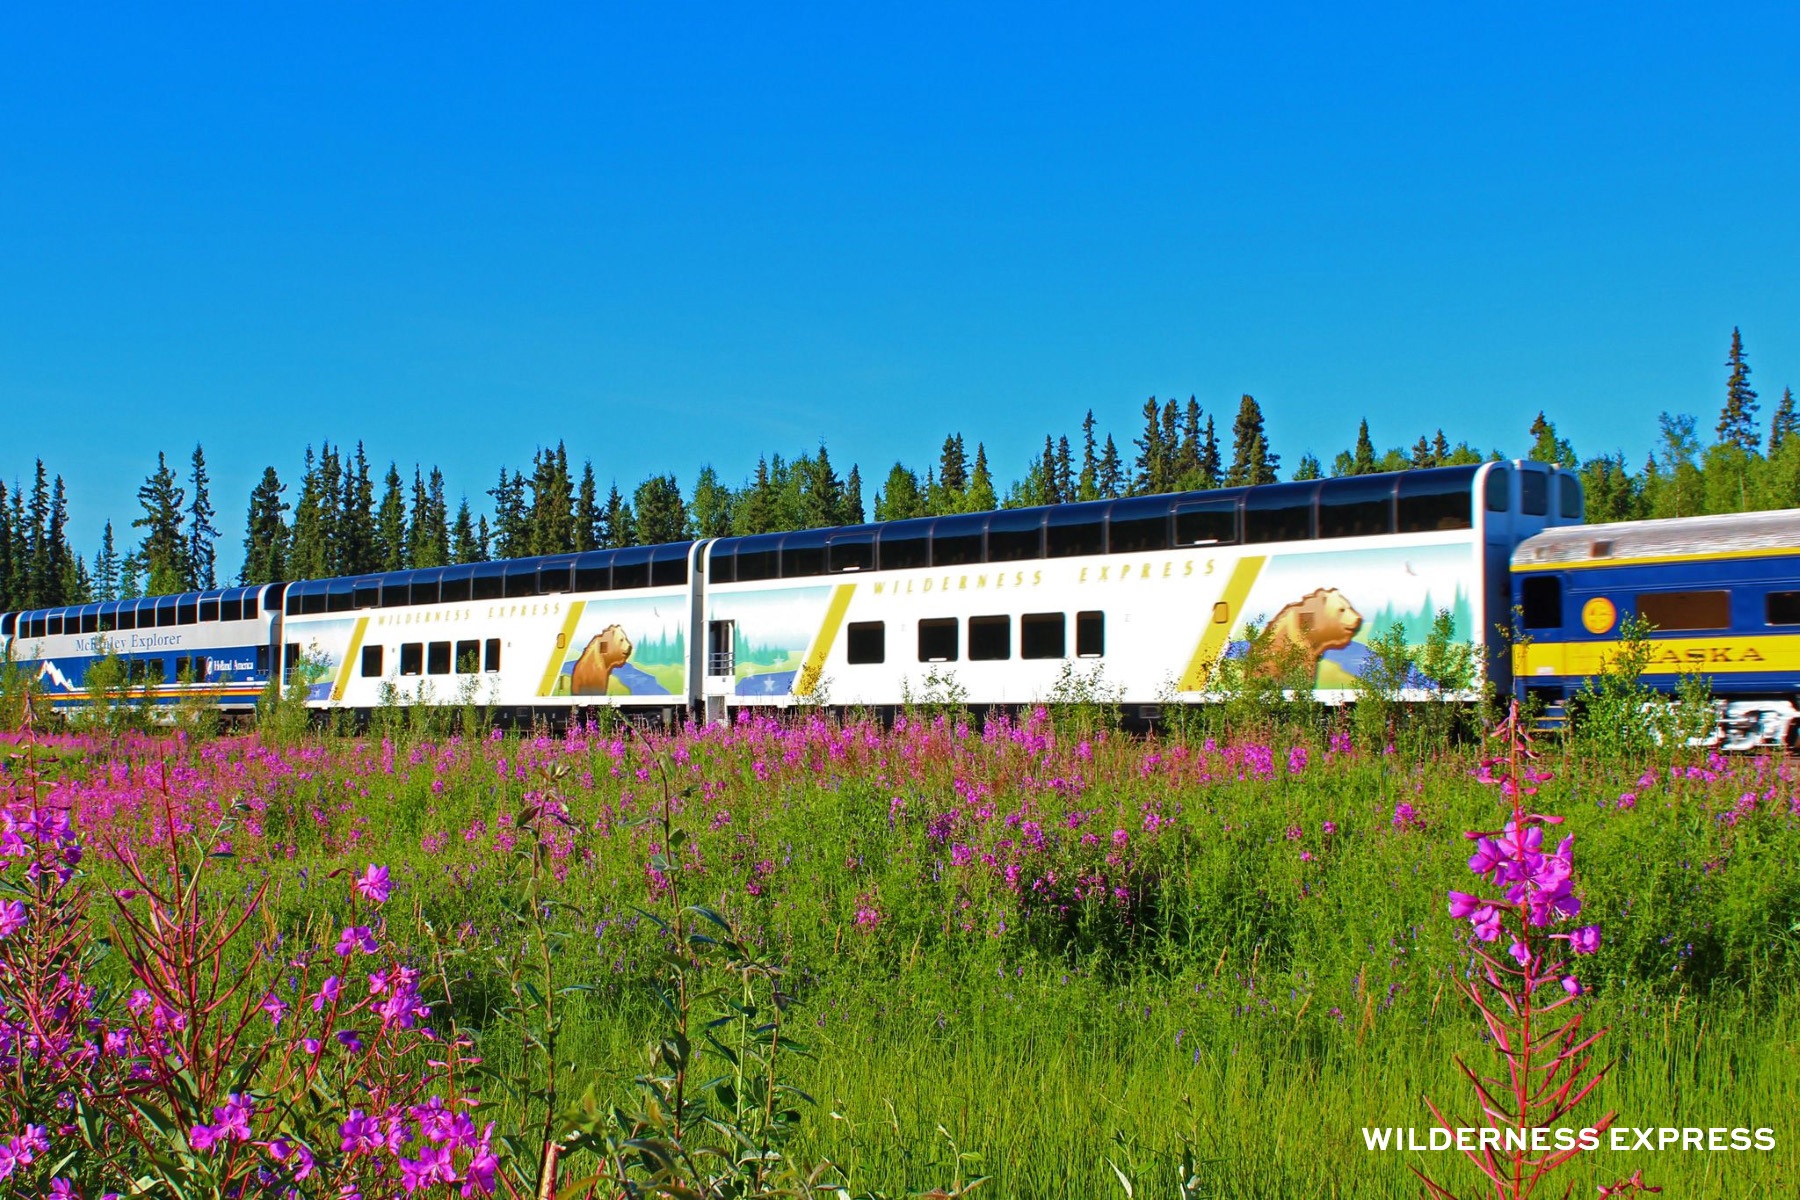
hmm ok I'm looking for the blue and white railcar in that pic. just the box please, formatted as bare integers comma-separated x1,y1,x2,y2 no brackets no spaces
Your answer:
695,461,1586,719
1512,509,1800,750
279,542,703,725
3,585,285,719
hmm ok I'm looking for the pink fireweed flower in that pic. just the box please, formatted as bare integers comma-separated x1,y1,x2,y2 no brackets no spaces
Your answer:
354,864,391,905
1561,975,1583,997
1447,891,1484,919
213,1093,255,1142
0,900,25,938
1567,925,1602,955
340,1110,383,1156
334,925,379,956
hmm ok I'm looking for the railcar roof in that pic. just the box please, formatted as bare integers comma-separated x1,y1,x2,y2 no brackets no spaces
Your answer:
1513,509,1800,568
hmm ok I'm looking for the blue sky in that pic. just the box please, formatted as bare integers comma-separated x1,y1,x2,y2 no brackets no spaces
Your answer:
3,3,1797,576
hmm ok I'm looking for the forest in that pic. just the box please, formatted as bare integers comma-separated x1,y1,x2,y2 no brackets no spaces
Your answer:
2,328,1793,609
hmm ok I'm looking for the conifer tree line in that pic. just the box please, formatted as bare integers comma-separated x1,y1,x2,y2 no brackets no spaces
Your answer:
2,329,1797,607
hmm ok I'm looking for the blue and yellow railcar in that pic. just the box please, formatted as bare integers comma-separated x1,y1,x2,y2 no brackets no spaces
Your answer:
1511,510,1800,749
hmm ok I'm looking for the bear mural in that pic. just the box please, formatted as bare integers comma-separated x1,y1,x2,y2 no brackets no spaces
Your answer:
1252,588,1363,680
570,624,633,695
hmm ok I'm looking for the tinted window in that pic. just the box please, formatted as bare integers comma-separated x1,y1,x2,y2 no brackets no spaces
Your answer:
1174,498,1238,546
782,531,826,578
158,599,179,626
1076,610,1105,657
484,638,502,671
381,573,413,608
1244,483,1316,544
98,606,116,633
612,548,651,589
846,621,884,664
1768,592,1800,625
1638,591,1729,632
538,559,574,595
326,581,353,613
968,615,1011,661
399,643,423,675
932,515,985,566
354,578,382,609
1520,576,1561,629
428,641,451,675
503,563,538,599
574,552,612,592
1397,470,1474,533
472,563,505,601
411,570,443,607
1108,498,1171,553
361,645,383,678
440,567,473,604
1485,468,1510,512
199,598,220,622
47,615,62,636
220,598,242,622
300,587,326,616
1520,472,1548,516
1317,477,1394,539
918,618,958,662
735,539,778,581
828,532,874,573
650,546,689,587
1021,612,1064,659
1046,504,1107,558
117,606,137,631
705,545,735,584
877,520,932,571
456,640,481,672
82,610,98,634
243,592,260,617
1558,475,1583,520
985,511,1043,562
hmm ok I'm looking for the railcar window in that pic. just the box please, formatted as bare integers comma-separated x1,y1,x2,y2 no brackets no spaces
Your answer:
82,611,98,634
876,521,931,571
399,643,423,676
1397,473,1473,533
1045,508,1106,558
1076,610,1105,657
411,572,443,607
732,539,777,581
327,582,353,613
158,600,179,627
1485,468,1510,512
116,607,137,631
256,646,270,674
301,587,327,616
427,641,451,675
968,615,1011,661
194,656,209,681
828,534,874,573
47,615,63,636
575,554,612,592
220,598,242,622
1108,499,1172,554
1767,592,1800,626
1244,484,1316,544
438,569,471,604
146,660,164,686
932,516,985,567
484,638,502,672
200,598,220,622
472,564,505,602
1520,472,1548,516
846,621,885,664
1558,476,1583,520
503,563,538,599
1520,576,1562,629
243,593,259,617
1318,478,1395,539
918,618,959,662
985,512,1043,562
650,548,689,587
174,656,190,681
1637,591,1729,631
98,607,115,633
353,579,381,609
284,643,300,674
537,560,573,595
379,575,412,608
782,533,826,578
178,601,198,625
456,640,481,673
361,645,383,678
705,547,735,584
612,550,651,589
1021,612,1065,659
1174,499,1238,546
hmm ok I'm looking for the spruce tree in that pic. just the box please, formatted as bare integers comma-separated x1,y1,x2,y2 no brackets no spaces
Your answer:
1292,452,1323,481
288,447,326,582
1225,395,1279,486
1411,435,1435,469
964,444,997,512
1054,436,1074,502
1197,417,1221,490
1097,435,1125,498
240,467,290,585
1527,412,1577,468
409,468,450,568
575,462,601,551
804,445,843,528
44,475,74,606
732,459,777,535
1718,326,1760,452
25,461,51,608
1352,419,1378,475
336,443,376,576
486,468,527,560
0,480,11,611
1768,386,1797,456
528,444,575,555
450,499,481,563
375,465,408,572
874,464,927,521
187,444,219,589
600,483,636,547
93,521,121,602
841,463,865,525
1078,410,1100,501
688,466,733,538
633,474,687,544
1131,397,1167,495
133,452,188,595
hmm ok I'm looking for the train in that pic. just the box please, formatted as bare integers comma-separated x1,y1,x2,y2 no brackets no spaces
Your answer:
3,459,1797,748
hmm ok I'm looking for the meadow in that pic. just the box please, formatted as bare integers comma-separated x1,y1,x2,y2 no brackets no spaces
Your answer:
4,707,1799,1198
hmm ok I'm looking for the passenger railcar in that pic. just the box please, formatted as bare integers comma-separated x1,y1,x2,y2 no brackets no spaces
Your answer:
696,461,1583,719
2,585,285,718
1511,510,1800,750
